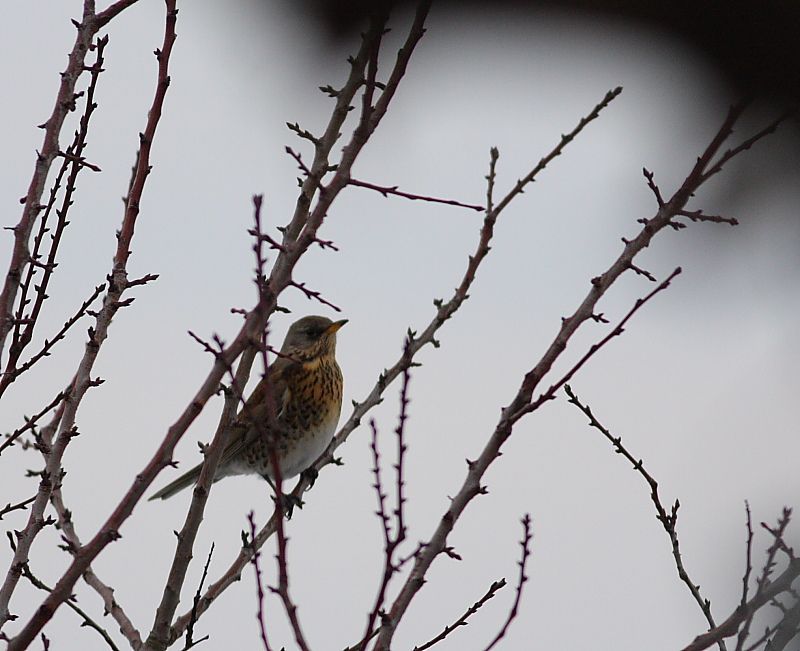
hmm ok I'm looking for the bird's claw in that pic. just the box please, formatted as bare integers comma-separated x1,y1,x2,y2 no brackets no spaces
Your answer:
300,466,319,489
272,492,304,519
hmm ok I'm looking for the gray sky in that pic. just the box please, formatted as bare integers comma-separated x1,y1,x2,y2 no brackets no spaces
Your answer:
1,2,799,650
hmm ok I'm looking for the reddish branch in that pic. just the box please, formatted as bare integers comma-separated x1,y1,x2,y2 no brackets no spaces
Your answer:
1,35,106,399
368,101,785,651
156,6,439,646
3,1,177,645
289,280,342,312
523,267,682,415
2,283,106,392
0,0,142,367
268,457,310,651
169,65,612,645
359,358,411,650
144,345,255,651
247,513,273,651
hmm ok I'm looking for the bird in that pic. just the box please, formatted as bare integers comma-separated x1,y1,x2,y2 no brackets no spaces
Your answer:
149,315,347,501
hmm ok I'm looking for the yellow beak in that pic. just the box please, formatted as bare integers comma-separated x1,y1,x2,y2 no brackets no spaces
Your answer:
326,319,348,334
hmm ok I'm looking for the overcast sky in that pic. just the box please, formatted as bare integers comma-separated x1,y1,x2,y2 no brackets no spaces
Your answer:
1,2,799,650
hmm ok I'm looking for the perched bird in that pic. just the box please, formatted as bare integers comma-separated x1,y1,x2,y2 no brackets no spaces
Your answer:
149,315,347,501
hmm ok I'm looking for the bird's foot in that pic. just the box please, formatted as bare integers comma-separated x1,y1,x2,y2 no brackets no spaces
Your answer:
300,466,319,489
272,492,304,519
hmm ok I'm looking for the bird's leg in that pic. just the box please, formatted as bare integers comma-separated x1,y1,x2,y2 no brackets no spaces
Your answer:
261,473,304,519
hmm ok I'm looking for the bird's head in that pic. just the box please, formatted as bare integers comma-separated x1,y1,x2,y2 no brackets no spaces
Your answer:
281,315,347,360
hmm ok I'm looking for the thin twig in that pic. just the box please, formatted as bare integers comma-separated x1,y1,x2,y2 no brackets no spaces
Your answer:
247,513,273,651
482,515,533,651
4,2,178,646
523,267,682,417
4,283,106,388
412,579,506,651
183,544,214,650
358,351,412,650
564,385,723,648
0,390,66,457
170,80,618,643
681,559,800,651
348,177,484,211
735,504,755,651
19,562,120,651
289,280,342,312
2,37,108,398
0,0,132,367
0,497,36,521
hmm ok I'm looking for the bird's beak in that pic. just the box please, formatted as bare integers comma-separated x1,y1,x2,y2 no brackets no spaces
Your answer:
326,319,348,334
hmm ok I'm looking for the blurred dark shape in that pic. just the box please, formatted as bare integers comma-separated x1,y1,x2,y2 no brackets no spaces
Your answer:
292,0,800,107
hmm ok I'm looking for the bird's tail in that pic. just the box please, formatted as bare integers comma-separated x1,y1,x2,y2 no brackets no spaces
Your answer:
148,463,203,501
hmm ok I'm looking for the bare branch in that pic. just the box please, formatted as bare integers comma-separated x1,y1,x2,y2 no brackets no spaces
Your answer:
370,98,765,651
0,390,66,458
2,283,106,391
183,544,214,651
1,36,107,398
678,209,739,226
482,514,533,651
699,110,795,183
289,280,342,312
358,356,411,650
564,385,722,647
347,177,484,211
19,562,120,651
0,497,36,521
4,2,178,644
412,580,506,651
246,514,273,651
642,167,665,206
681,558,800,651
0,1,106,364
170,80,619,643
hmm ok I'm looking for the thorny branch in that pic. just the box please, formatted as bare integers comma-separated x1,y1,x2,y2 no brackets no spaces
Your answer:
412,580,507,651
681,521,800,651
358,355,411,651
3,0,176,645
0,498,36,522
2,37,108,399
3,283,106,391
170,77,619,643
0,390,66,458
0,3,793,651
566,387,800,651
368,101,787,651
0,0,143,365
246,514,273,651
183,544,213,651
18,562,120,651
482,515,533,651
269,469,310,651
564,385,723,648
157,6,439,646
347,177,484,211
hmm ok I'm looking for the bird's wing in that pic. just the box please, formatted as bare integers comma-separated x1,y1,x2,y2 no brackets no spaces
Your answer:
217,355,297,466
